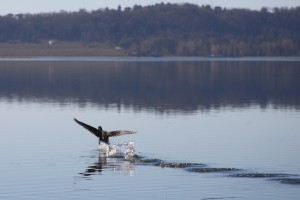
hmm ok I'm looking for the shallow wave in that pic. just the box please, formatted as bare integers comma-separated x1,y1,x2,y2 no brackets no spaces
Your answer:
187,167,240,173
133,158,205,169
274,178,300,185
229,172,300,185
229,173,291,178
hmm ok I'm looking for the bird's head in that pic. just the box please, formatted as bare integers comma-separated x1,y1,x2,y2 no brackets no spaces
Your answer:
98,126,102,131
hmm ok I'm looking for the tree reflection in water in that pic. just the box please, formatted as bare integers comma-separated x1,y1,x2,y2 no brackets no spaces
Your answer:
0,59,300,112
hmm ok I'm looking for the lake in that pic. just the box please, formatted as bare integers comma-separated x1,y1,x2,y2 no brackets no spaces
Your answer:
0,57,300,200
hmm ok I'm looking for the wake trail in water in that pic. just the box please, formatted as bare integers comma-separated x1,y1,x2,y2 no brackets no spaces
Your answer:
94,141,300,185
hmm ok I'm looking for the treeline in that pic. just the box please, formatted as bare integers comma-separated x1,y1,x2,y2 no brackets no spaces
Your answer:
1,3,300,56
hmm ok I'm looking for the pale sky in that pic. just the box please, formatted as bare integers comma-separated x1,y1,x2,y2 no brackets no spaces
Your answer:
0,0,299,15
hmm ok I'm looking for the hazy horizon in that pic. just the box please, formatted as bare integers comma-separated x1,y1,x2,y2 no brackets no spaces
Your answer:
0,0,299,15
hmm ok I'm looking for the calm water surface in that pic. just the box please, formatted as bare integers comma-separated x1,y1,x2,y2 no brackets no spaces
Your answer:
0,57,300,199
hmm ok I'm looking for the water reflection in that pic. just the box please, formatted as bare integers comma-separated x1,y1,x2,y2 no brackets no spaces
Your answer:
79,156,107,177
0,60,300,112
79,155,135,177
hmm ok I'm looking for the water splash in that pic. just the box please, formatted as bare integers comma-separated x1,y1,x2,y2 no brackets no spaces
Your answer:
98,141,135,159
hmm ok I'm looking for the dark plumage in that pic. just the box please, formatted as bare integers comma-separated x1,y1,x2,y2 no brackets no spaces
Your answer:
74,118,136,144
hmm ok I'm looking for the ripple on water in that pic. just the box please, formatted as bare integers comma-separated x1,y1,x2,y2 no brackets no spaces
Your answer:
186,167,240,173
272,178,300,185
229,173,291,178
229,172,300,185
133,158,163,165
158,162,205,169
132,157,205,169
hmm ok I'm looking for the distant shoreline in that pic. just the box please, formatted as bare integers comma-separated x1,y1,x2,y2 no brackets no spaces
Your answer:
1,56,300,63
1,42,300,60
0,41,127,57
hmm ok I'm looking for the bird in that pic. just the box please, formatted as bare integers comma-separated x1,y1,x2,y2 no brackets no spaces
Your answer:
74,118,136,145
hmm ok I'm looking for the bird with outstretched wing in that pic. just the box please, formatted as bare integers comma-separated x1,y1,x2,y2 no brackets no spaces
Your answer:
74,118,136,144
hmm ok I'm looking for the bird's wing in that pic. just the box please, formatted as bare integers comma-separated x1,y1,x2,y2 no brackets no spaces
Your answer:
108,130,136,137
74,118,101,138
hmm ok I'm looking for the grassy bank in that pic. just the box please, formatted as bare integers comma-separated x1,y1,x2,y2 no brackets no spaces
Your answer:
0,41,127,57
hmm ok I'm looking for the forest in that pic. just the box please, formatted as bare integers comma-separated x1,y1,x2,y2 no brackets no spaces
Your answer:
0,3,300,56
